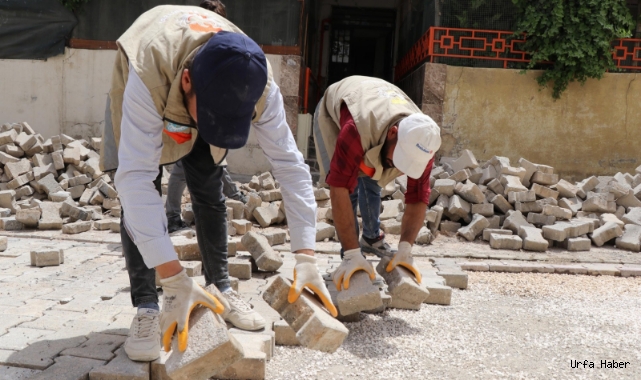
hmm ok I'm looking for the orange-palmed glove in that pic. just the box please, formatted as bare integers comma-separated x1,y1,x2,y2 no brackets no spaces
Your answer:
331,248,376,291
386,241,422,283
288,254,337,317
159,269,224,352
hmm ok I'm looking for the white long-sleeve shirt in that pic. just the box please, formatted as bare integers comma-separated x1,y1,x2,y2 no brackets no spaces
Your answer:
115,66,316,268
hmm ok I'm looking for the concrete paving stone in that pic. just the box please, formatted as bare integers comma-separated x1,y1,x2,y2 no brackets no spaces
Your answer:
152,307,243,380
551,264,588,275
448,195,471,223
514,201,542,214
619,265,641,277
380,219,401,234
179,260,202,277
0,365,40,379
599,213,624,229
558,237,592,252
471,203,494,217
2,333,87,370
508,189,536,204
60,332,125,361
262,276,348,353
0,216,24,231
427,205,444,233
36,174,62,195
376,257,429,310
62,220,92,234
454,181,485,204
0,328,54,351
457,213,489,241
518,226,549,252
433,179,455,197
486,178,505,196
315,222,336,241
252,206,278,227
459,262,489,271
481,228,511,242
582,196,616,213
616,189,641,208
93,219,112,231
500,175,528,194
261,230,287,246
450,149,478,173
380,199,404,220
415,226,435,245
590,221,623,247
542,204,572,220
490,194,513,214
170,235,200,261
584,264,621,276
555,179,578,198
615,224,641,252
241,232,283,272
436,269,468,289
448,169,470,183
27,354,105,380
0,315,35,334
4,159,31,180
335,271,383,316
439,221,461,234
88,347,150,380
530,172,558,186
30,248,64,267
230,219,252,235
503,210,533,234
422,279,452,305
489,234,522,250
228,258,252,280
558,197,582,216
273,320,300,346
526,212,556,226
216,340,266,380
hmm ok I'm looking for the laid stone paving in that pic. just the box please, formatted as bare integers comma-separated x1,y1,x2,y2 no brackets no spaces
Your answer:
0,228,636,379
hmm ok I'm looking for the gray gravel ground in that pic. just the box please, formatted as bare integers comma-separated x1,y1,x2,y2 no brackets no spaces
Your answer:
266,272,641,380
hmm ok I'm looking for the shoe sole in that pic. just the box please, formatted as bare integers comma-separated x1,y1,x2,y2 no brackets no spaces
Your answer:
124,349,160,362
226,321,266,331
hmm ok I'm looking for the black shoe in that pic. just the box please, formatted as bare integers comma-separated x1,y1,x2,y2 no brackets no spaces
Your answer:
167,217,189,234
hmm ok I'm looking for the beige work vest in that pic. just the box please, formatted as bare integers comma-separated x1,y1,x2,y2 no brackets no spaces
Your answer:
100,5,272,171
316,76,422,188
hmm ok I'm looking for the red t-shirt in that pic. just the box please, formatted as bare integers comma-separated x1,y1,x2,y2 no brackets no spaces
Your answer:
325,105,433,204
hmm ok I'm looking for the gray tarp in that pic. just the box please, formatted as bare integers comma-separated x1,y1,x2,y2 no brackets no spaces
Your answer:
0,0,77,59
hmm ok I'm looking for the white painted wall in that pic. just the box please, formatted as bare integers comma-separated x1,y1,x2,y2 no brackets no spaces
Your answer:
0,49,289,175
0,48,116,140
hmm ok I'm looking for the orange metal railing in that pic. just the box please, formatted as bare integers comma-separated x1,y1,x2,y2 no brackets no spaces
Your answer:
395,26,641,81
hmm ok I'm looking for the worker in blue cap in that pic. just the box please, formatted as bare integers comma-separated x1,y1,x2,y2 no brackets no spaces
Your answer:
100,5,335,361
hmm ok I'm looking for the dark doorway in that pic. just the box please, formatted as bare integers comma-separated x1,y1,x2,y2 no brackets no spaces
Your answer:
327,6,396,86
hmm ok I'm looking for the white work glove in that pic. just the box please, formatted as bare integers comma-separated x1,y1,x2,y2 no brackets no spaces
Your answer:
386,241,422,283
288,254,338,317
332,248,376,291
159,269,224,352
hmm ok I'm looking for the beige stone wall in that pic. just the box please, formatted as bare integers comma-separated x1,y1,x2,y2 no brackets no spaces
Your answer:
0,50,302,176
401,63,641,181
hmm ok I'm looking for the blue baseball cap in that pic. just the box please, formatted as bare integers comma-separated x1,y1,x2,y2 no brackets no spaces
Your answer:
191,31,268,149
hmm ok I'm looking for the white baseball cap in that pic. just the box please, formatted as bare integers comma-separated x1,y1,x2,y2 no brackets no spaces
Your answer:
393,114,442,179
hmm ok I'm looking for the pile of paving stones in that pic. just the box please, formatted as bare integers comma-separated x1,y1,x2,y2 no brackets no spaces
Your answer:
419,150,641,253
0,122,121,235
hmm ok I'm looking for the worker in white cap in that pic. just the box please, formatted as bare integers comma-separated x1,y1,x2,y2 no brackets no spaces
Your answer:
312,76,442,290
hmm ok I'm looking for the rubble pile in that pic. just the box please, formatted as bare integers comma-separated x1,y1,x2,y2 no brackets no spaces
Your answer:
0,122,121,234
418,150,641,252
181,148,641,254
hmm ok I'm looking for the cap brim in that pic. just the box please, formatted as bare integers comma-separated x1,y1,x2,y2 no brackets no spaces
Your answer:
196,98,252,149
393,142,433,179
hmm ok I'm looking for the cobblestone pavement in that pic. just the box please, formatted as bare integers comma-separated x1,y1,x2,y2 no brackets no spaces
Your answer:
0,229,638,379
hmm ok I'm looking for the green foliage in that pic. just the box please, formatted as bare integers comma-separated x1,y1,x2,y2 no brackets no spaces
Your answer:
511,0,634,99
443,0,519,30
60,0,90,13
